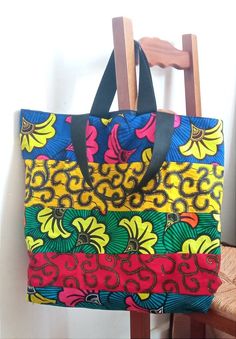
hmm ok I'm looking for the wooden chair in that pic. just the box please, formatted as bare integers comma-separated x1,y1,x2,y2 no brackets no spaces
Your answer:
112,16,236,339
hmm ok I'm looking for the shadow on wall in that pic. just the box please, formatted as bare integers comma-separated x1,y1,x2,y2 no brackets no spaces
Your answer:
47,54,78,113
150,66,174,111
221,97,236,245
0,112,70,339
47,53,108,114
48,50,175,115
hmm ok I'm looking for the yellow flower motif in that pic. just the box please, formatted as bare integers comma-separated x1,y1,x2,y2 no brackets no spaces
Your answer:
213,214,221,232
138,293,150,300
72,216,109,253
37,208,70,239
101,118,112,126
142,148,152,163
101,113,124,125
25,236,43,251
179,121,223,159
181,235,220,254
27,286,56,304
20,114,56,152
119,216,157,254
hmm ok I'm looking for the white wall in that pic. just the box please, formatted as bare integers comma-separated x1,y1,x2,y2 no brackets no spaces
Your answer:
0,1,235,338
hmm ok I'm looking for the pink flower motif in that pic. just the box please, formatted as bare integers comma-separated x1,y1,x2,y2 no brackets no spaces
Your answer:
125,296,149,313
36,155,50,160
59,288,100,307
136,113,181,142
86,124,98,162
66,144,74,151
65,116,72,123
174,115,181,128
104,124,136,163
136,113,156,143
66,122,98,162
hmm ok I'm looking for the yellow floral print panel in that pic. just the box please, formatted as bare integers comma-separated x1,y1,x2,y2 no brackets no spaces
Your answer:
179,121,223,160
24,160,224,214
20,114,56,152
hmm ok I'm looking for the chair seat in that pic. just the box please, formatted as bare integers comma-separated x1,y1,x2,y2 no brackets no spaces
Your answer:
211,245,236,321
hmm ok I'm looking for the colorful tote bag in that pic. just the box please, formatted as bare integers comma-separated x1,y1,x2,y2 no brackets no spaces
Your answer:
20,41,224,313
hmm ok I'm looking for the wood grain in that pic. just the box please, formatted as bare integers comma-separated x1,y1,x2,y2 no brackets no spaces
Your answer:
188,310,236,337
140,35,202,117
112,17,137,110
139,37,190,69
190,319,206,339
130,312,151,339
182,34,202,116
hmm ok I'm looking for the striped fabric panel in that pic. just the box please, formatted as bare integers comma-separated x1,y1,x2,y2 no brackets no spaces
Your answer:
27,285,213,313
24,160,224,213
27,252,221,296
25,207,221,255
20,109,224,165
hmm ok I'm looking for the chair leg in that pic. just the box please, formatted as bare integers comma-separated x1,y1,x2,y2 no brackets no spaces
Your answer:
190,318,206,339
130,312,150,339
169,313,174,339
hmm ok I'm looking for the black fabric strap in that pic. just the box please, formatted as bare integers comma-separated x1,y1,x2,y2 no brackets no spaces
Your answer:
90,51,117,115
137,43,157,113
90,41,157,115
133,111,174,192
71,111,174,199
71,113,93,188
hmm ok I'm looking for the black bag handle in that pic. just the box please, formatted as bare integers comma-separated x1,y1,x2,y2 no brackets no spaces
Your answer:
90,41,157,114
71,41,174,200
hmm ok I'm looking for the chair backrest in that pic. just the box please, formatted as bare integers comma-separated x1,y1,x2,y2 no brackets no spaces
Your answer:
139,36,202,117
